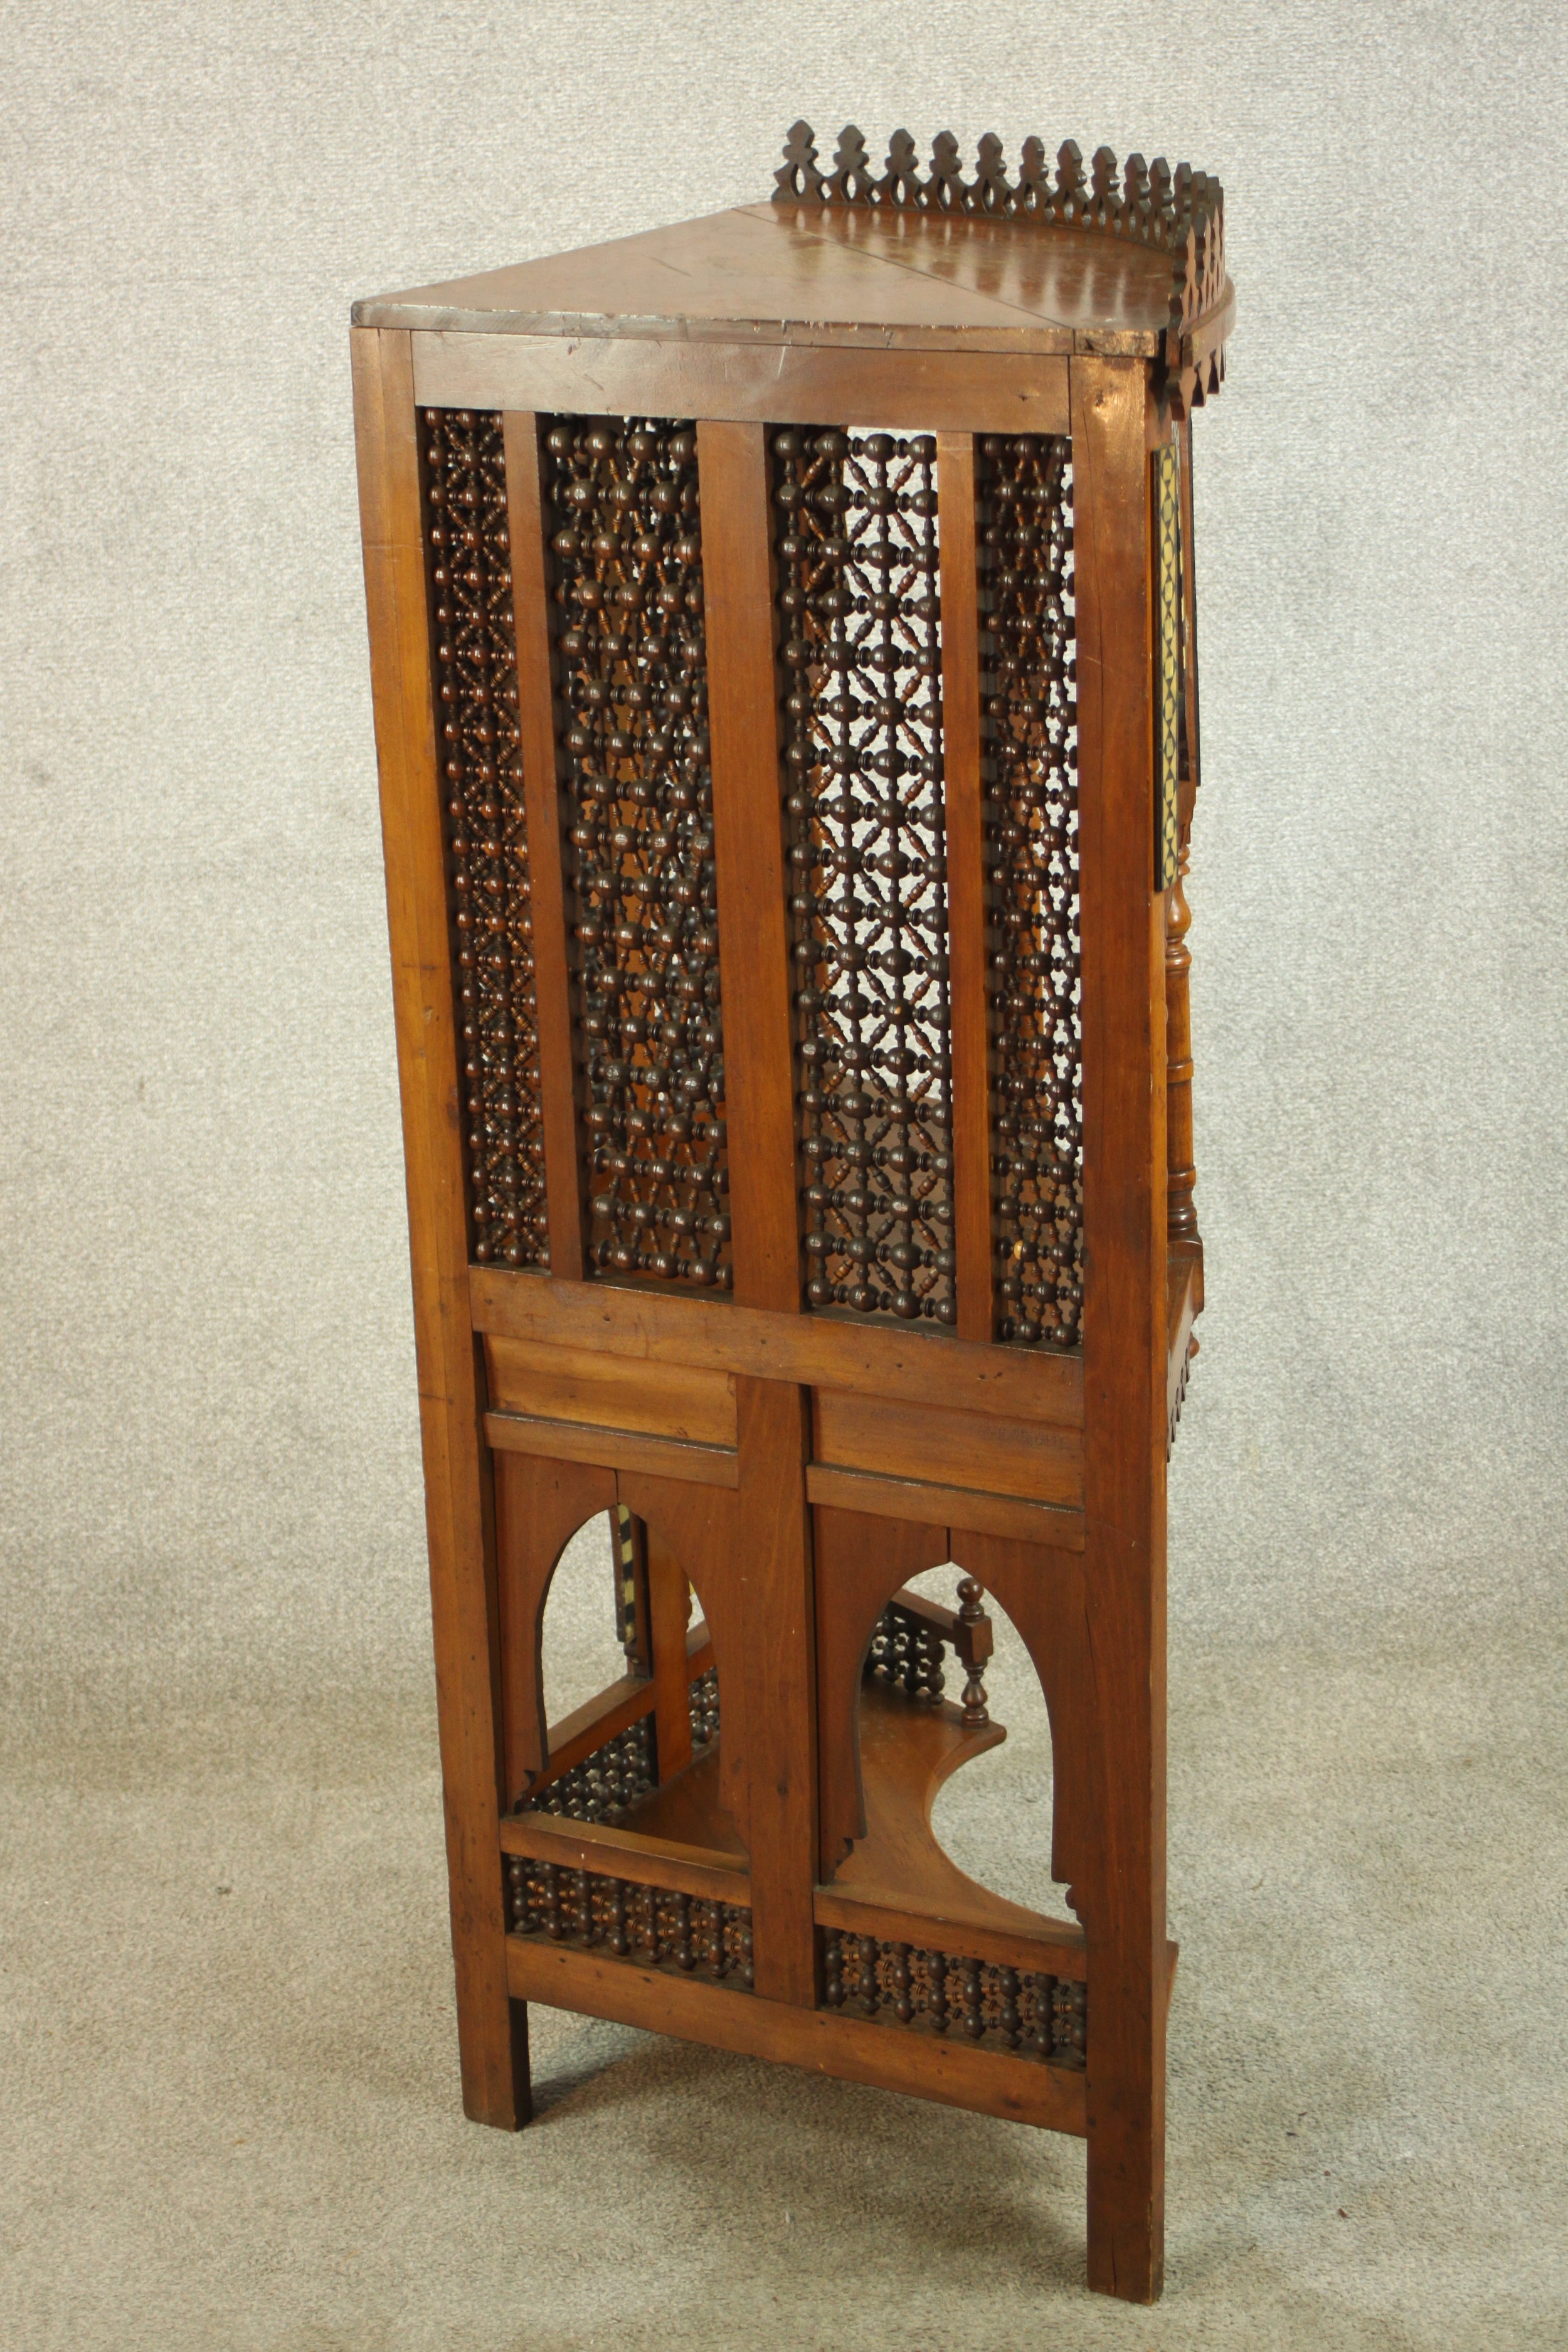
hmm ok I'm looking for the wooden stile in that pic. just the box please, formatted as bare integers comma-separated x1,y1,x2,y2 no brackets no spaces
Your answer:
936,432,993,1346
699,420,802,1315
1072,353,1169,2302
352,327,528,2127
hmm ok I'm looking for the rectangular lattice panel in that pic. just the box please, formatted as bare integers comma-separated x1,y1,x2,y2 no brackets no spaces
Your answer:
979,433,1083,1350
1153,440,1183,892
773,427,954,1328
421,408,548,1269
540,416,732,1292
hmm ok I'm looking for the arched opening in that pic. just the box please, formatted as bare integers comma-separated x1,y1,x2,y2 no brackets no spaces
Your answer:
817,1545,1087,2066
898,1562,1076,1922
515,1504,741,1861
538,1510,630,1727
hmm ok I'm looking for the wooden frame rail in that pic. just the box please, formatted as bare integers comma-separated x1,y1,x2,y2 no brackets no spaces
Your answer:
506,1939,1089,2136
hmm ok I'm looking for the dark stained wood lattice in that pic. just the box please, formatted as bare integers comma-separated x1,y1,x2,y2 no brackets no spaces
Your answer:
507,1858,754,1986
542,418,732,1291
515,1717,655,1823
979,434,1084,1350
422,408,548,1267
866,1598,946,1702
774,428,953,1327
822,1931,1086,2066
866,1581,991,1722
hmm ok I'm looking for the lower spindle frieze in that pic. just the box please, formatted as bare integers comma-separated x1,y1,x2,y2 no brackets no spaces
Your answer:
505,1937,1089,2135
821,1929,1086,2069
507,1856,755,1989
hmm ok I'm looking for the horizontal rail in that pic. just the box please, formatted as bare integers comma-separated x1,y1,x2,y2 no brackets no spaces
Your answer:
411,332,1073,434
504,1939,1088,2135
805,1464,1086,1552
812,1887,1087,1982
499,1812,748,1905
472,1267,1083,1430
484,1409,740,1490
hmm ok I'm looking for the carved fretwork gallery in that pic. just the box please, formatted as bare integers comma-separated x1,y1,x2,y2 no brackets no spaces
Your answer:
352,117,1232,2305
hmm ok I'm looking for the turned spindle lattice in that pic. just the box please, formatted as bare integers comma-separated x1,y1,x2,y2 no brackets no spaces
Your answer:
423,408,548,1268
543,417,732,1291
979,432,1084,1350
775,426,953,1326
822,1933,1086,2065
508,1859,754,1985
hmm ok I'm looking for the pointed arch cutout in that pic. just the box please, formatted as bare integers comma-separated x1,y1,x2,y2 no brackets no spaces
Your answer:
495,1453,616,1801
813,1504,1091,1914
494,1452,749,1844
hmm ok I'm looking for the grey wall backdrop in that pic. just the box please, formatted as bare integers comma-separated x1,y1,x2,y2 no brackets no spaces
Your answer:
4,0,1564,1713
3,6,1565,2347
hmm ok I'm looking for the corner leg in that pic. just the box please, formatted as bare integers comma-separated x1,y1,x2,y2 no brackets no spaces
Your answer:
1084,1952,1164,2300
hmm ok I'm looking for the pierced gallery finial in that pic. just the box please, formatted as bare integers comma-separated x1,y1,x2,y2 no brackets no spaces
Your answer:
771,121,1229,402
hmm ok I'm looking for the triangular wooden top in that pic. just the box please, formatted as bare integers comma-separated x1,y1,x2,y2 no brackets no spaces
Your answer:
352,201,1234,361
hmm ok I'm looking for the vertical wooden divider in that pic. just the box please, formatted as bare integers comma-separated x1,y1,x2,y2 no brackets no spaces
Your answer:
696,420,800,1311
646,1526,696,1782
504,411,586,1282
1071,356,1168,2302
698,419,818,2006
351,329,529,2129
936,432,993,1346
733,1372,818,2005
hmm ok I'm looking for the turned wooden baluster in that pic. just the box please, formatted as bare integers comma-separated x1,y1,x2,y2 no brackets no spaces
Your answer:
956,1579,992,1727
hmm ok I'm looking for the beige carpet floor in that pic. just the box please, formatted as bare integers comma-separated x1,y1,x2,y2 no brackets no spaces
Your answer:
4,1607,1562,2351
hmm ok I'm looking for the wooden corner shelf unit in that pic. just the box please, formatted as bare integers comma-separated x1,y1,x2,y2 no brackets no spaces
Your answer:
350,120,1231,2305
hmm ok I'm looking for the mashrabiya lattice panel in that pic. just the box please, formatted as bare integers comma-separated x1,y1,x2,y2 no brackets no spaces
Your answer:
544,418,731,1291
514,1670,722,1825
423,408,548,1268
507,1858,754,1986
775,428,953,1327
822,1931,1086,2065
979,433,1083,1349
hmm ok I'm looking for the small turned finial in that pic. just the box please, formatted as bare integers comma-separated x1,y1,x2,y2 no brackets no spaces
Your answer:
881,127,921,205
828,125,872,204
1015,134,1048,213
775,119,824,201
956,1578,990,1727
1122,152,1151,232
927,129,965,211
972,130,1012,214
1054,139,1086,217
